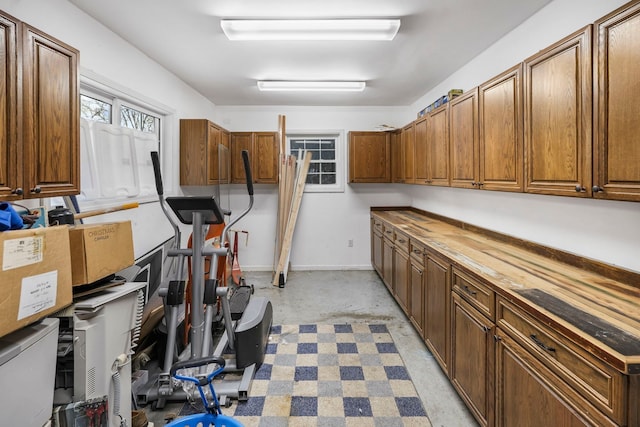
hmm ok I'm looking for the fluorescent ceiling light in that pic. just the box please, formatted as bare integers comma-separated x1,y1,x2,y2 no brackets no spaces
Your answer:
257,81,366,92
221,19,400,41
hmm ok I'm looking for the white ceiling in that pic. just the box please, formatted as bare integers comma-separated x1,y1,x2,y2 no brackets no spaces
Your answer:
69,0,552,107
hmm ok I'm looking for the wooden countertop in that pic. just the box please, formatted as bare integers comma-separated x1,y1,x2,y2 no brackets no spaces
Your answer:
372,208,640,374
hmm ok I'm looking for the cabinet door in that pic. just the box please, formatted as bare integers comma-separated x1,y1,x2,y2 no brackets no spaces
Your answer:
231,132,252,183
479,64,524,192
495,332,616,427
391,130,404,183
524,26,592,197
428,105,450,186
382,237,394,292
409,258,424,337
371,220,383,275
219,129,230,184
402,123,415,183
451,293,494,427
450,88,479,189
424,251,450,373
22,24,79,198
253,132,278,183
393,247,409,314
0,13,20,199
594,2,640,201
413,117,428,184
348,131,390,183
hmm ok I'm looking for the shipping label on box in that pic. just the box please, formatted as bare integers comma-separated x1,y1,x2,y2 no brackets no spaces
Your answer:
0,226,72,338
69,221,134,286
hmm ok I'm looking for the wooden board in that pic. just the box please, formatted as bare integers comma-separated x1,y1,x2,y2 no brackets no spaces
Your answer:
273,151,312,287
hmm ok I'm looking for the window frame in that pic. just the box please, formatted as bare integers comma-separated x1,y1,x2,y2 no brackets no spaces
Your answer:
73,70,176,210
286,129,346,193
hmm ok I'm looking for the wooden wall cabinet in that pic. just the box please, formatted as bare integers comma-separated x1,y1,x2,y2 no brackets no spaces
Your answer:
524,26,592,197
450,88,480,189
180,119,230,185
427,105,450,186
231,131,278,184
402,123,415,184
593,1,640,201
348,131,390,183
390,130,403,183
479,64,524,192
0,12,80,200
413,117,428,184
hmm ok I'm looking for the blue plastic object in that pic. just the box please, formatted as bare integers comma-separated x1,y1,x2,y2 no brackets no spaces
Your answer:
165,356,243,427
0,202,24,231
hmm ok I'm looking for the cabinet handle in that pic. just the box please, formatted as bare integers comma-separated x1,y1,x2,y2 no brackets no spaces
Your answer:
471,181,477,187
11,188,23,196
478,182,484,188
494,335,502,342
412,249,422,255
592,185,604,193
529,334,556,353
482,325,490,333
462,285,477,297
575,185,586,192
30,186,41,194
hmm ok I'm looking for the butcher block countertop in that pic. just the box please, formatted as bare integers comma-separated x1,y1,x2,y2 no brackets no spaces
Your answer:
372,208,640,374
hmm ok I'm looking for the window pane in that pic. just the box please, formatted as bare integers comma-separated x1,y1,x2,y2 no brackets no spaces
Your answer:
121,105,142,129
306,141,320,149
307,174,320,184
320,150,335,160
321,163,336,173
291,140,304,150
308,163,320,173
81,95,111,123
321,140,335,149
142,114,156,133
308,150,320,160
321,174,336,184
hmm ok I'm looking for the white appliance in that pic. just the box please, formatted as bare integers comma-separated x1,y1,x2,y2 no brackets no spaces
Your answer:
73,282,145,427
0,317,59,427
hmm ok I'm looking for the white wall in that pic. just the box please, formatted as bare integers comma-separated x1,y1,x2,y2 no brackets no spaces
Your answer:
2,0,220,258
213,106,412,271
408,0,640,273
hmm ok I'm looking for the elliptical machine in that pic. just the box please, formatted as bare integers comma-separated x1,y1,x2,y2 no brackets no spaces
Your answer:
139,150,273,409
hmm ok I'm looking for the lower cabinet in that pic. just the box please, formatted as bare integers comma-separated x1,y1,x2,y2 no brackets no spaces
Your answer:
424,251,451,373
495,331,617,427
451,292,494,427
371,213,638,427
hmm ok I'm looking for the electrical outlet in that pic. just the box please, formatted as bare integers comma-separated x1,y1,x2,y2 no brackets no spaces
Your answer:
348,239,354,247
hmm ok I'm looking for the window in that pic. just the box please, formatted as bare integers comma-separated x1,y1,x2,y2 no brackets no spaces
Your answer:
74,74,172,210
287,131,345,192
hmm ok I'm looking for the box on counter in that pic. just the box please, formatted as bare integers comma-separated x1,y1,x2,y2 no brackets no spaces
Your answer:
0,226,72,338
69,221,134,286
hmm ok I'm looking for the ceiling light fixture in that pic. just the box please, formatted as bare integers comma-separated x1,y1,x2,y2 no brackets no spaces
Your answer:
257,80,366,92
221,19,400,41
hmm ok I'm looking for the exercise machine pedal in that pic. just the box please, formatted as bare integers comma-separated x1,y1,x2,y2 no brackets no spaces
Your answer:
229,285,252,320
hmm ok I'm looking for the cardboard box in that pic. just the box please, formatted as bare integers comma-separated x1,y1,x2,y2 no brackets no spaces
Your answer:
0,226,72,338
69,221,134,286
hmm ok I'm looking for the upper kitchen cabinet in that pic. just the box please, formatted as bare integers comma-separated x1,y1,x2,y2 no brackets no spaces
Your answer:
390,129,403,183
180,119,230,186
0,13,79,200
22,24,80,198
402,123,415,184
427,104,450,186
348,131,391,183
593,1,640,202
479,65,524,192
413,117,428,184
231,131,278,184
524,26,592,198
450,88,479,189
0,12,20,200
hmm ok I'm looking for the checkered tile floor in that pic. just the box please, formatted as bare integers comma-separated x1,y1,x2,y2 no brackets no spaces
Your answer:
180,324,430,426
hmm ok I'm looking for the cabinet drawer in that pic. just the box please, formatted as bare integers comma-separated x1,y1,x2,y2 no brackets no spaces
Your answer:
409,240,425,264
372,217,384,235
497,297,626,424
394,230,409,253
453,268,495,321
